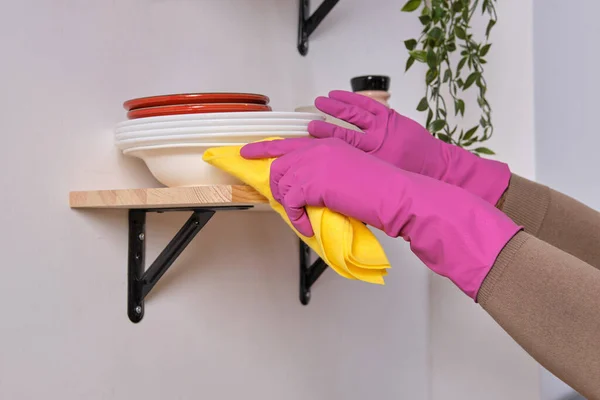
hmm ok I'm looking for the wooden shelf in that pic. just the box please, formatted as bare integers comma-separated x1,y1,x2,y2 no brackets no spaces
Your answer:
69,184,326,322
69,185,268,209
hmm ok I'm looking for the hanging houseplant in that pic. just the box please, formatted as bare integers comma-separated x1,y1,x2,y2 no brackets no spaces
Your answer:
402,0,497,155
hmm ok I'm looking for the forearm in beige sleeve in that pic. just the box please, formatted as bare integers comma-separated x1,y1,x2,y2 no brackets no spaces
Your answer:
478,232,600,399
500,174,600,269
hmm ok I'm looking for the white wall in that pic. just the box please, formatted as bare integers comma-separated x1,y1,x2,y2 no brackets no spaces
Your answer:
0,1,430,399
533,1,600,399
0,1,541,399
427,1,540,399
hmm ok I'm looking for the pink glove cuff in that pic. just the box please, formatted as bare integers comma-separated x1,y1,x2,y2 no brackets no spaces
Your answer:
387,172,522,301
447,216,522,300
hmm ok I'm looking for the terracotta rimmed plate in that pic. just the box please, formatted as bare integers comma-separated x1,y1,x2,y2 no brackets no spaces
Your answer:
127,103,272,119
123,93,270,111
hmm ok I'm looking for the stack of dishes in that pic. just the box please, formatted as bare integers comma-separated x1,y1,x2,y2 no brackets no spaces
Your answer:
116,93,323,187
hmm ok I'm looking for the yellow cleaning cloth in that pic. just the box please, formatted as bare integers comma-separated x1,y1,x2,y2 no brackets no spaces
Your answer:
202,141,390,284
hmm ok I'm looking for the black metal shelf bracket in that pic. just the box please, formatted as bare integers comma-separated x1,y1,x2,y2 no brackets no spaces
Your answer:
299,240,328,305
298,0,340,56
127,206,250,323
126,205,328,322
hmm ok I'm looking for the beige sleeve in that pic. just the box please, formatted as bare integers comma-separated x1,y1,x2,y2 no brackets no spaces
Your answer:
478,232,600,399
500,174,600,269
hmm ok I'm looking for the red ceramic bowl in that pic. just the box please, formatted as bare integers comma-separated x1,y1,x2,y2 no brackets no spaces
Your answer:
123,93,270,111
126,103,272,119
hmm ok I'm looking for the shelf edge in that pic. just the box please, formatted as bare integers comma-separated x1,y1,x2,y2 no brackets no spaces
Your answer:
69,185,268,209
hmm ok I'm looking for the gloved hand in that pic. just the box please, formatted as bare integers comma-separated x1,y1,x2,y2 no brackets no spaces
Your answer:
309,90,511,206
241,137,521,300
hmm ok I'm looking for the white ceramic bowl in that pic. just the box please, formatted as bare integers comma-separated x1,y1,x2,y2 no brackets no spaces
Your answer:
115,111,324,129
115,124,309,139
115,131,306,150
115,118,320,134
123,143,244,187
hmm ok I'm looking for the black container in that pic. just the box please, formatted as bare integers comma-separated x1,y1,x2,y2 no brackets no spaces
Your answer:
350,75,391,92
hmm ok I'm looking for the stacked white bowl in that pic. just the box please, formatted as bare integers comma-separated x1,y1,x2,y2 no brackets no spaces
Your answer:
115,111,324,187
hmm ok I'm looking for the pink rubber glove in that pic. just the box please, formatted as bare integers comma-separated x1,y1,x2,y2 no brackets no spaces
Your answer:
241,138,521,300
309,90,511,206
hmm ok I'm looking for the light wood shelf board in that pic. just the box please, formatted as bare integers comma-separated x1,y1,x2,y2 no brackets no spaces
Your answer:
69,185,268,209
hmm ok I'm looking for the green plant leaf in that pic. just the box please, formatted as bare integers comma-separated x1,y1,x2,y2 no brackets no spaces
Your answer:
447,41,457,51
437,133,452,143
462,6,469,21
428,27,443,41
401,0,422,12
463,72,480,89
455,26,467,39
426,49,437,69
419,15,431,25
479,95,489,107
404,39,418,50
474,147,495,155
483,126,493,140
426,69,438,85
454,99,465,116
476,76,485,91
463,126,478,141
426,109,434,128
409,50,427,62
430,119,446,132
433,6,444,21
417,97,429,111
457,57,467,74
443,69,451,83
452,1,463,13
486,19,496,37
480,43,491,56
480,116,487,127
463,138,477,147
405,56,416,71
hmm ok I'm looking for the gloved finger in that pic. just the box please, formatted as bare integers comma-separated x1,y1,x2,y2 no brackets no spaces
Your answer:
240,137,314,159
308,120,377,152
269,154,296,203
328,90,389,116
282,185,313,237
314,96,375,129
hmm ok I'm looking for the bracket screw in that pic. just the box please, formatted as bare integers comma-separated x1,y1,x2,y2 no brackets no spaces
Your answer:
135,306,142,314
138,233,145,241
